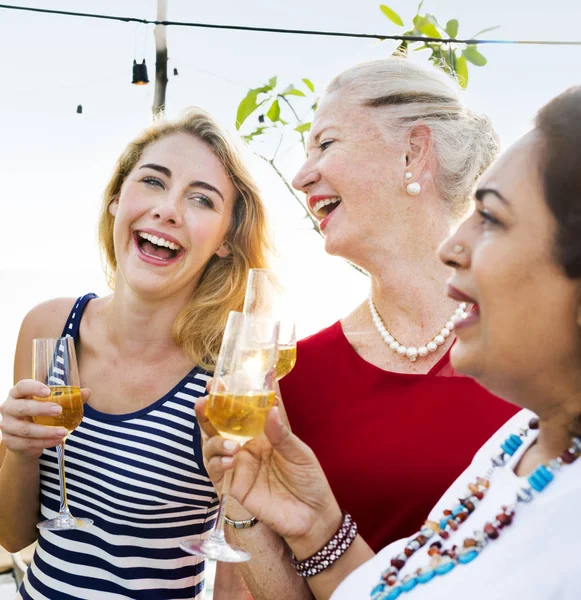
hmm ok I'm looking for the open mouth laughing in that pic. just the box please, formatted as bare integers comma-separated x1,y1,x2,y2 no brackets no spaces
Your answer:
308,195,342,230
133,230,185,265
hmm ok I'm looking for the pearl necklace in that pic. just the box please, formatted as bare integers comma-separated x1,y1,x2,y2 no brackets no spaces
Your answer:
368,297,467,362
370,420,581,599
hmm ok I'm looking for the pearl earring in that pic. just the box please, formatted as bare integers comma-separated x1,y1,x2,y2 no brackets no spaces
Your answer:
406,182,421,196
405,172,413,181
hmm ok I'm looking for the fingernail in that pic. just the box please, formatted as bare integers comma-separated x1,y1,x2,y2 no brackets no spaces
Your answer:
49,405,62,415
55,429,68,437
40,387,51,397
223,440,238,451
221,456,234,465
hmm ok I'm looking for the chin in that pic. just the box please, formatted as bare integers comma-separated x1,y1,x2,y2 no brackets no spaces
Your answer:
449,341,483,379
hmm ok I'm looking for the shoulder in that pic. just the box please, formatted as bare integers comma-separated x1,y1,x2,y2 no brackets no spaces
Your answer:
297,321,343,351
19,297,78,340
13,297,78,384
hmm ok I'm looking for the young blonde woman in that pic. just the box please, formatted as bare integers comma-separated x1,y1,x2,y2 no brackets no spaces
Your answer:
0,109,269,599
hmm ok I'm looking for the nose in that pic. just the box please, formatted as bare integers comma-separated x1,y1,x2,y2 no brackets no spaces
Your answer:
292,157,320,193
150,192,183,226
438,224,471,270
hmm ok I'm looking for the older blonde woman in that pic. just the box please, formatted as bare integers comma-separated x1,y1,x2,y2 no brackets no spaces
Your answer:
216,58,518,599
200,86,581,600
0,109,270,599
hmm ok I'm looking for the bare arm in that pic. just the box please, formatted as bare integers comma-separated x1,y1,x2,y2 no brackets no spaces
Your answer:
0,299,76,552
207,390,314,600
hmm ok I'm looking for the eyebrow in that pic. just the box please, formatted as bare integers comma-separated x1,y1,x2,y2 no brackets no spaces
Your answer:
475,187,510,205
139,163,225,202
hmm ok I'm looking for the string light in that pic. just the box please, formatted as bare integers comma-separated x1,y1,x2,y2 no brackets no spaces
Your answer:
132,59,149,85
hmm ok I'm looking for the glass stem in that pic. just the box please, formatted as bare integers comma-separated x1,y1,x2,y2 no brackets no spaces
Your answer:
56,440,71,518
207,469,233,544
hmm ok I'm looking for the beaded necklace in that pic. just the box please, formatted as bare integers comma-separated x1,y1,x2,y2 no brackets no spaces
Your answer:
370,418,581,600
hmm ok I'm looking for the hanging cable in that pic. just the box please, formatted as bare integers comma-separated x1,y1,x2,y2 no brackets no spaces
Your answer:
1,3,581,46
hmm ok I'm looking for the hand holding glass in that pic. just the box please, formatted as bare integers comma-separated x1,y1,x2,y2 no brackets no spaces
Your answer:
32,337,92,531
180,312,279,562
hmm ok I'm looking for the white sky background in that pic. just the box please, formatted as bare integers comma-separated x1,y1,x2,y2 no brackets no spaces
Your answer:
1,0,580,393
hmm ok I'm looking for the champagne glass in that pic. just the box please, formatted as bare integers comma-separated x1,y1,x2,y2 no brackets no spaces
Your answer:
243,268,297,380
276,319,296,380
181,311,279,562
32,337,93,531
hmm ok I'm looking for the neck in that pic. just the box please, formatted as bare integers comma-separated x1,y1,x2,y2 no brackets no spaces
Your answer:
103,280,192,362
507,370,581,460
366,249,458,343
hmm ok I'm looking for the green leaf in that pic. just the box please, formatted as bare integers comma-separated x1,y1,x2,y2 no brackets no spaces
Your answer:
267,76,277,89
419,21,441,38
266,99,281,122
236,90,260,130
283,87,306,97
446,19,459,38
455,54,469,88
302,78,315,92
235,81,274,129
415,0,425,15
470,25,500,38
242,126,267,142
463,45,487,66
379,4,404,27
295,122,311,133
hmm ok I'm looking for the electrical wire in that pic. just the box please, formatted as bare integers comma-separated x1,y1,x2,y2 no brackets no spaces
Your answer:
1,3,581,46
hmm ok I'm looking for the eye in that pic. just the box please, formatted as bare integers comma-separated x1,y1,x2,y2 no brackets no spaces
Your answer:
190,194,214,209
142,176,164,189
477,208,502,228
320,140,334,151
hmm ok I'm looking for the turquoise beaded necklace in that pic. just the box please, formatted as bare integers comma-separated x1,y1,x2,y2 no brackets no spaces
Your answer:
371,418,581,600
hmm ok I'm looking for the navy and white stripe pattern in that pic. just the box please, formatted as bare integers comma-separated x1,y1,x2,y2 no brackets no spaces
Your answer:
19,294,218,599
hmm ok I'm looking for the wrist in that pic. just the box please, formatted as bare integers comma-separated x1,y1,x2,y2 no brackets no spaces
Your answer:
284,503,343,561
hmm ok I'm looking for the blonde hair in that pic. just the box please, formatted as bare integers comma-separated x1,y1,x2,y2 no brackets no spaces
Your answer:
98,108,270,369
327,58,499,217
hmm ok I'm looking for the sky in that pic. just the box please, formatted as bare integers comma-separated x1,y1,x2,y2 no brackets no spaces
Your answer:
1,0,580,393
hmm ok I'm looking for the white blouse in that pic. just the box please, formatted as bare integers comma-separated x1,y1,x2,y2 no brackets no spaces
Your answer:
331,409,581,600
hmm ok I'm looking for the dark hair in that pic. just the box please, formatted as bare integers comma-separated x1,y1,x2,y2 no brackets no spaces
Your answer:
536,87,581,438
536,87,581,279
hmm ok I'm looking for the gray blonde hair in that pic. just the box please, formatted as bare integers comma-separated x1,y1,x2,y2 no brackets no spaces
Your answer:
327,58,499,217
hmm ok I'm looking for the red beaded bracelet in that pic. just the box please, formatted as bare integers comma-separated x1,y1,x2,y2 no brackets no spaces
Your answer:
290,511,358,578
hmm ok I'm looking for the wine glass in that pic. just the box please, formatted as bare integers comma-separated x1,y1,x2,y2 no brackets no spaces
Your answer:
276,319,296,380
243,268,297,380
32,337,93,531
180,311,279,562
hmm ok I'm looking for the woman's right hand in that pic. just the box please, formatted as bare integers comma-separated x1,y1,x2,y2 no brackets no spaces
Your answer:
0,380,84,460
196,398,343,554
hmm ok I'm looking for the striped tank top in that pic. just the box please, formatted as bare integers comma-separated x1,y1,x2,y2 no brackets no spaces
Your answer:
19,294,218,599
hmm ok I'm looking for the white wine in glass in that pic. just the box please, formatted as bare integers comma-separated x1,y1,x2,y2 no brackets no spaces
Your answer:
244,268,297,380
180,311,279,562
32,337,93,531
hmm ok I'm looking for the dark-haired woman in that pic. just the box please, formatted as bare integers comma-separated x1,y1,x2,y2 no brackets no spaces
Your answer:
199,86,581,600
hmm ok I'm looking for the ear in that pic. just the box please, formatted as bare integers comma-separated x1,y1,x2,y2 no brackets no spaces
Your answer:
405,124,433,177
108,196,119,217
215,240,231,258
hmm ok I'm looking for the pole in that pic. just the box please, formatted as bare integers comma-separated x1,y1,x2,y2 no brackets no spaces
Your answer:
152,0,168,117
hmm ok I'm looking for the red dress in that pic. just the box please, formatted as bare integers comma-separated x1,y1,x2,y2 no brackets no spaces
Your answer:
279,321,519,553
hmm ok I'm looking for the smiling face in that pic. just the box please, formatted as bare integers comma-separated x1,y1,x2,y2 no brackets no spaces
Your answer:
440,131,581,400
109,132,236,302
292,90,412,261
